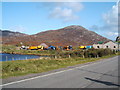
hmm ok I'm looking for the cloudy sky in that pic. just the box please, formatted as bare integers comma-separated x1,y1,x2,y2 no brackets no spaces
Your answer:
1,1,119,40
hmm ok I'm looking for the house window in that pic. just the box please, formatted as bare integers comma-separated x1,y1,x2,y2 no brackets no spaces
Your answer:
106,46,108,48
114,46,116,48
97,46,100,48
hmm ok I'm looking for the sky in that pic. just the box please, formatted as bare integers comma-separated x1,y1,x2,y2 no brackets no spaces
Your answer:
1,1,119,40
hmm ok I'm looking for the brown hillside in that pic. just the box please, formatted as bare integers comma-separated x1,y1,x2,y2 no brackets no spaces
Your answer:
2,25,110,46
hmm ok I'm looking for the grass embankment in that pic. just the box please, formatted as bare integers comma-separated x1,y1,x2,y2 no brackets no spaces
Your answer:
1,45,119,78
1,54,118,79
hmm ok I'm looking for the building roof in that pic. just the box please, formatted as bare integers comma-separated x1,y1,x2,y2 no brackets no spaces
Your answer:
40,43,48,48
93,40,111,44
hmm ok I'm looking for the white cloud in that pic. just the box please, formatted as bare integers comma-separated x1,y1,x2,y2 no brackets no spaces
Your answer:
63,2,84,11
49,2,83,22
103,3,118,27
49,7,79,22
90,2,119,40
102,2,118,40
105,32,118,37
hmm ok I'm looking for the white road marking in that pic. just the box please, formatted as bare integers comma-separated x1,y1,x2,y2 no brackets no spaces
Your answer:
1,56,117,87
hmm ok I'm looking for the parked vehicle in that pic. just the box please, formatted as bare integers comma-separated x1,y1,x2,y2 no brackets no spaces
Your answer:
28,46,38,50
63,45,73,50
37,45,44,50
79,45,93,49
20,46,29,50
79,46,86,49
47,45,56,50
86,46,93,49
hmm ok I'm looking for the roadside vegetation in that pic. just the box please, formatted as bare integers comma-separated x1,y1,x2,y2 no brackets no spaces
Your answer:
1,44,119,78
1,54,118,79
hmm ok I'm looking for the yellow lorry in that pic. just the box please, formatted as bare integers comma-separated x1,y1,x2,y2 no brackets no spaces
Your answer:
37,45,44,50
28,46,38,50
28,45,44,50
79,46,86,49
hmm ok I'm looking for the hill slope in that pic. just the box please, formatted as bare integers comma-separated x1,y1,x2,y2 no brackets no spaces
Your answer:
0,30,27,37
1,25,110,46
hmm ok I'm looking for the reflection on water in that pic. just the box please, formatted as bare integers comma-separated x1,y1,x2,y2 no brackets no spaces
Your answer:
0,53,40,61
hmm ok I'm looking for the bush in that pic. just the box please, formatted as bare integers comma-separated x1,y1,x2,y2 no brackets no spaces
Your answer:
89,51,98,58
55,48,115,59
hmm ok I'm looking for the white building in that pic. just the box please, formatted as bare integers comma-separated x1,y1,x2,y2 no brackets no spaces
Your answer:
93,41,120,50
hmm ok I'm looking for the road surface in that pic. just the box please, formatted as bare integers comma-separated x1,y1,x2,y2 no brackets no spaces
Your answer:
2,56,120,88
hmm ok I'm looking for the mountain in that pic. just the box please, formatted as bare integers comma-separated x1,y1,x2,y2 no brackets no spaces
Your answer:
1,25,110,46
0,30,27,37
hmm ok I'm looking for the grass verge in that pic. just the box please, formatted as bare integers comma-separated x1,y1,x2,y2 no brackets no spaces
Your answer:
1,54,118,79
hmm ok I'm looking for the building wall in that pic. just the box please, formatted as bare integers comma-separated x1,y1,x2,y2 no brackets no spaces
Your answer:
103,41,118,50
93,44,104,49
93,41,119,50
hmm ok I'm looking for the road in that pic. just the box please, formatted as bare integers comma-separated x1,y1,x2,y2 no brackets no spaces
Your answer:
2,56,120,88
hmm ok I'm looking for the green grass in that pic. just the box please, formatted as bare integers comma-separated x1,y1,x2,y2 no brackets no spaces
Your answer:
1,54,117,79
1,44,119,78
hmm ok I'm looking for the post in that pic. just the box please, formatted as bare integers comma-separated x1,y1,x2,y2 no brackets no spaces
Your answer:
12,57,14,61
69,54,71,58
97,55,99,58
6,56,8,61
82,55,84,58
55,56,57,59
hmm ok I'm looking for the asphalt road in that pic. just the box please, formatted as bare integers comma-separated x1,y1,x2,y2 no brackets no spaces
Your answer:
2,56,120,88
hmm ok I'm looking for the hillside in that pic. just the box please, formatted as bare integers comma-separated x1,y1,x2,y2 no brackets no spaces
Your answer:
0,30,27,37
0,30,28,45
1,25,110,46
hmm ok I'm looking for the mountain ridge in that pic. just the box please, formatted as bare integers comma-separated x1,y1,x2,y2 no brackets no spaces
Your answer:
0,30,28,37
1,25,110,46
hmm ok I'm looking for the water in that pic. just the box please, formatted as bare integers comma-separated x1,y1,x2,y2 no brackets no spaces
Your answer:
0,53,40,61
